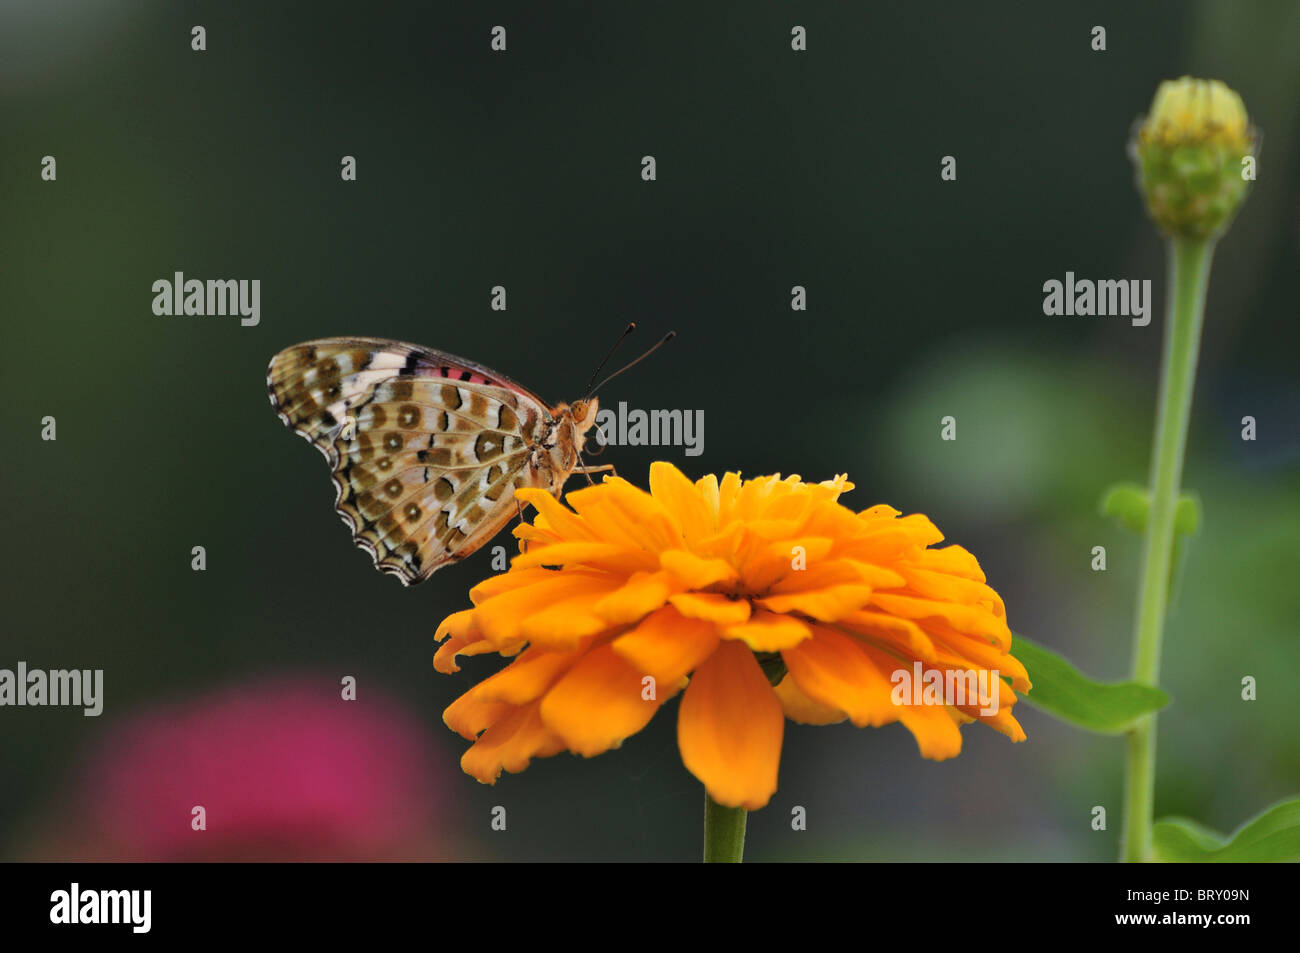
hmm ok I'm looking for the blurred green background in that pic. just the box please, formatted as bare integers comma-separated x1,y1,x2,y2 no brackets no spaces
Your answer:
1,1,1297,861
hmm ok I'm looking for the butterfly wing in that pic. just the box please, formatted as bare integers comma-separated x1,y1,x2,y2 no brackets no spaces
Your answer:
267,337,554,584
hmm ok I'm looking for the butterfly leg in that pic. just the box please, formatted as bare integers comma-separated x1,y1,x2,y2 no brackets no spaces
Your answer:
514,499,529,554
574,463,616,485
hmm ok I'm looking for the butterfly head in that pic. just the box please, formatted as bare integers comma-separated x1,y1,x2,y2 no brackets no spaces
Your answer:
568,397,599,432
545,397,600,475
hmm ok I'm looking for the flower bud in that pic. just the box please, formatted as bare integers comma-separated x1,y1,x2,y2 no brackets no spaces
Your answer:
1130,77,1258,239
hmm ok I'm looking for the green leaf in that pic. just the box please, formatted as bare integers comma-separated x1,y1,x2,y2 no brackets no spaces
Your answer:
1153,797,1300,862
1174,493,1201,537
1100,482,1150,534
1011,633,1169,734
1099,483,1200,537
1099,484,1201,600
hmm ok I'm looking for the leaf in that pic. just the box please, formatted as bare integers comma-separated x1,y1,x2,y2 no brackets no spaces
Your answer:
1100,482,1150,534
1153,797,1300,862
1010,633,1169,734
1174,494,1201,537
1099,483,1200,537
1099,484,1201,599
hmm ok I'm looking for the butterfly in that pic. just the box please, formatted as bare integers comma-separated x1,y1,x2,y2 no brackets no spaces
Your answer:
266,336,616,585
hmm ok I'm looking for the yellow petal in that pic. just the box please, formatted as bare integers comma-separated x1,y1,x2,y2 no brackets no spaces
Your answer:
668,592,751,625
723,610,812,652
858,644,963,760
434,608,478,643
591,570,676,625
433,634,501,674
474,572,616,645
839,610,937,660
540,644,674,757
773,675,847,725
676,640,784,810
469,648,580,706
895,702,964,760
869,592,1011,650
741,537,835,593
896,565,1004,615
567,478,681,552
781,625,896,727
519,592,621,648
695,473,721,523
444,689,512,740
468,567,568,606
611,605,719,683
757,584,874,622
650,461,715,543
926,622,1031,692
659,549,738,588
512,541,657,575
913,544,987,582
514,488,597,542
460,700,567,783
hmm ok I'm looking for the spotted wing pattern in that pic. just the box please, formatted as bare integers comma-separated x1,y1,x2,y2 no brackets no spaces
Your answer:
267,337,553,584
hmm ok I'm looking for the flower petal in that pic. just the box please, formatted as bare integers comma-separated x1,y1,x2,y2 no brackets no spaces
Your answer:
839,610,937,660
433,634,503,674
668,591,751,625
512,541,657,575
473,571,617,645
468,567,563,605
913,543,987,582
869,592,1011,650
591,570,676,625
611,605,720,683
444,689,512,740
858,644,964,760
434,608,478,643
567,478,682,552
540,644,675,757
781,625,896,727
519,592,622,648
895,703,964,760
650,461,715,544
469,648,581,706
677,640,784,810
741,537,835,593
659,549,738,588
757,584,874,622
460,700,567,783
723,610,812,652
514,488,597,542
773,674,847,725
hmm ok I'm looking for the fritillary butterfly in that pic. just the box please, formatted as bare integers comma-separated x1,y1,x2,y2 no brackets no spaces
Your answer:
267,337,604,585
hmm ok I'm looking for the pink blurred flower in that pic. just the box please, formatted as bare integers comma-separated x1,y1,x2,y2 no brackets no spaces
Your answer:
46,676,450,861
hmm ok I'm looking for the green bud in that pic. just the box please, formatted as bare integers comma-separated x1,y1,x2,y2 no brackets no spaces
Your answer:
1130,77,1258,240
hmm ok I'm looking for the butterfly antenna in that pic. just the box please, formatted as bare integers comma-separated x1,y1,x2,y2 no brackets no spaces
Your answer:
583,322,638,397
585,331,676,400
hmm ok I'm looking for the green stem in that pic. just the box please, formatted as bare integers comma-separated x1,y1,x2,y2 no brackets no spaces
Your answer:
1120,236,1215,863
703,790,747,862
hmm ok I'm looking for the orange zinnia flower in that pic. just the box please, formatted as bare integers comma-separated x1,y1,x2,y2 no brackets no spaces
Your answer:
434,462,1029,810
